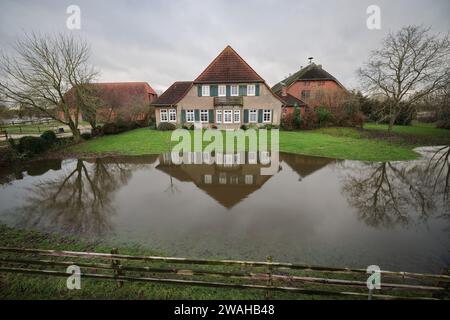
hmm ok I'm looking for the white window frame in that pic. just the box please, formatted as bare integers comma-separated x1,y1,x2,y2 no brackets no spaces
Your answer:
160,109,168,122
218,85,226,97
204,174,212,184
216,110,222,124
249,109,257,123
247,84,256,96
263,109,272,123
230,85,238,97
201,85,210,97
233,110,240,123
245,175,253,185
186,110,195,122
169,109,176,122
223,110,233,124
200,109,209,123
219,173,227,184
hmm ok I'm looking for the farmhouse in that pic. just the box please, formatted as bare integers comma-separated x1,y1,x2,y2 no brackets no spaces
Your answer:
272,63,346,117
153,46,289,129
64,82,158,123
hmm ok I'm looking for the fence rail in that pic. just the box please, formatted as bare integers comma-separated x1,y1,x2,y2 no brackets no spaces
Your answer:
0,246,448,300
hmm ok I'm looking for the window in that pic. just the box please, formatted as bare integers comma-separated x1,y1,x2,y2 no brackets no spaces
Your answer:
186,110,195,122
169,109,176,122
204,175,212,184
249,109,257,123
160,109,168,122
263,109,272,123
245,175,253,185
223,110,233,123
216,110,222,124
233,110,240,123
231,85,238,96
219,173,227,184
301,90,311,99
247,84,255,96
218,85,226,97
202,85,210,97
200,109,209,123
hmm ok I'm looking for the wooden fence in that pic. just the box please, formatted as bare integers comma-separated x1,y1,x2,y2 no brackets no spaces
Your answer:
0,246,448,300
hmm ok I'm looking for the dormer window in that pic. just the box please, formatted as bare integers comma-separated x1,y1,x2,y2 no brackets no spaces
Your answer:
218,85,226,97
247,84,256,96
230,85,238,96
201,85,210,97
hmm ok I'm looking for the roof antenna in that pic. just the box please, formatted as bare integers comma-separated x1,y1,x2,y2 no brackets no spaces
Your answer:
308,57,314,64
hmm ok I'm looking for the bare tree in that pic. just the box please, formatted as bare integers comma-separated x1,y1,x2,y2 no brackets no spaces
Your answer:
359,25,450,131
0,32,97,142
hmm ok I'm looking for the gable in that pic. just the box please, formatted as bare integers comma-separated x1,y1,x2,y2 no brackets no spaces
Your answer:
194,46,264,84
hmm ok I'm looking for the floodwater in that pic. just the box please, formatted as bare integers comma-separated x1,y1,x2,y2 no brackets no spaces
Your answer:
0,149,449,273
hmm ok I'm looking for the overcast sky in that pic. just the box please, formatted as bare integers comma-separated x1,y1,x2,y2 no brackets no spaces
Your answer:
1,0,449,93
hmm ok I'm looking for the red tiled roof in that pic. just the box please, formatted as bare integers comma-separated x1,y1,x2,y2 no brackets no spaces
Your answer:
276,93,306,107
194,46,264,84
66,82,156,105
152,81,193,106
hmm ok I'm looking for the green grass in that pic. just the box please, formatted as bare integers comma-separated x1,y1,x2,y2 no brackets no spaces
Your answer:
66,124,446,161
364,122,450,140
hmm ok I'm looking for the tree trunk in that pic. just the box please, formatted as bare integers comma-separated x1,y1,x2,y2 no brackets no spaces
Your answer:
388,116,395,132
68,120,81,143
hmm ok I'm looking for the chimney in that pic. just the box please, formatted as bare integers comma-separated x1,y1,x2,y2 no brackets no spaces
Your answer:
280,82,287,97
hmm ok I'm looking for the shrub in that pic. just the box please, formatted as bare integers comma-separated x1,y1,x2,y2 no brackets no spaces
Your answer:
316,106,332,127
81,132,92,140
40,130,57,144
15,136,49,155
157,122,176,131
240,124,248,130
211,125,218,129
91,126,103,137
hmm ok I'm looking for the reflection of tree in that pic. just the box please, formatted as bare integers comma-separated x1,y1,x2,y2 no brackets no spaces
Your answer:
13,159,134,237
341,146,450,228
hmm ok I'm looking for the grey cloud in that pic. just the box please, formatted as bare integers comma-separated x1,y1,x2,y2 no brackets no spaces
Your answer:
1,0,449,91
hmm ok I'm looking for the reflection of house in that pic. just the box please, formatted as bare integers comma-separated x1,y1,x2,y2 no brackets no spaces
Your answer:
280,153,335,180
153,46,287,129
272,63,346,118
156,153,277,208
0,159,62,185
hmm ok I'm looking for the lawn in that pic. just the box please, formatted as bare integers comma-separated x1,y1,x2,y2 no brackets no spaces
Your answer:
66,123,448,161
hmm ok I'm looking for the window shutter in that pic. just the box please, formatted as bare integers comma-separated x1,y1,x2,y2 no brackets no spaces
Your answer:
258,110,263,123
244,110,249,123
239,85,247,96
194,110,200,122
209,110,214,123
210,85,218,97
197,85,202,97
226,85,231,97
255,84,260,96
181,110,186,123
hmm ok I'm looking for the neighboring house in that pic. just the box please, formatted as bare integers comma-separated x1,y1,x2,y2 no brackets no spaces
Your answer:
152,46,287,129
272,63,346,117
64,82,157,123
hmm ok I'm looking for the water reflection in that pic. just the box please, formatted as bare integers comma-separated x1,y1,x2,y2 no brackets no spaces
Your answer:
3,156,156,236
0,150,448,272
340,146,450,228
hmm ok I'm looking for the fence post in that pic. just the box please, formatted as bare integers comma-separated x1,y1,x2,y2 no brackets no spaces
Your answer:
265,255,273,299
111,248,123,287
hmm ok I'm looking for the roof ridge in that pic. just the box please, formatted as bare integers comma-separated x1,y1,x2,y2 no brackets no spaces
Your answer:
194,45,264,83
